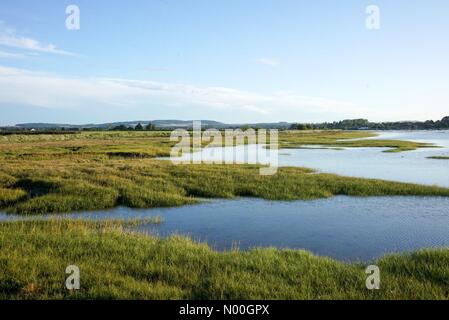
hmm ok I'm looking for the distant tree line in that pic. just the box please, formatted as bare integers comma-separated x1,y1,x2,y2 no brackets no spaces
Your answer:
2,117,449,134
290,116,449,130
109,123,157,131
0,122,159,134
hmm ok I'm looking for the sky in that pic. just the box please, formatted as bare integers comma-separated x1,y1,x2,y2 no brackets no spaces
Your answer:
0,0,448,125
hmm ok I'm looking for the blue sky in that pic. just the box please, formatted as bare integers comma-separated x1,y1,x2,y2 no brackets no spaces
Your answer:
0,0,448,125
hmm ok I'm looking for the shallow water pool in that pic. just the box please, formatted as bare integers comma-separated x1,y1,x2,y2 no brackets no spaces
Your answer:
2,196,449,262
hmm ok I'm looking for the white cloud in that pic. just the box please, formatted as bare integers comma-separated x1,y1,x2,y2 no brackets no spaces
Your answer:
256,57,279,67
0,34,74,56
0,50,25,59
0,65,367,119
241,104,272,115
0,23,75,56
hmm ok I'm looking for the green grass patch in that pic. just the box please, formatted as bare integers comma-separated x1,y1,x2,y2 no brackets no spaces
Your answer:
0,172,17,187
0,188,27,207
0,219,448,299
1,160,449,214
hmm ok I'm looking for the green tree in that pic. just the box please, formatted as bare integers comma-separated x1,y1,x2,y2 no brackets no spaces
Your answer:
145,123,156,131
290,123,309,130
111,125,128,131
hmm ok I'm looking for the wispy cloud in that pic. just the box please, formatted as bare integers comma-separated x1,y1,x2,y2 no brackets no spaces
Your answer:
0,65,367,119
0,50,25,59
0,22,75,56
256,57,279,67
0,33,74,56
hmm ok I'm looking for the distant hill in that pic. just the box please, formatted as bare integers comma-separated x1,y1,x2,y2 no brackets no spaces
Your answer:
13,120,293,130
5,116,449,131
14,120,221,129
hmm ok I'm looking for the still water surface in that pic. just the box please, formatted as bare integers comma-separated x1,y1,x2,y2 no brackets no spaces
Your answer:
2,196,449,262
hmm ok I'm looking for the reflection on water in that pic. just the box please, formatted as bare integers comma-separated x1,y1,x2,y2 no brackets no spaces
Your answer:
2,196,449,262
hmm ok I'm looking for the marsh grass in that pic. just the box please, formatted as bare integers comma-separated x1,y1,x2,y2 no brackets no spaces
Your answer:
0,130,435,160
0,188,27,207
0,130,447,215
0,219,448,300
2,160,449,215
122,216,163,226
427,156,449,160
1,131,448,300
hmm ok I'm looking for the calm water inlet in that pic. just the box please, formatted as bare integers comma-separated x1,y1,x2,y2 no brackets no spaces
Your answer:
2,196,449,262
169,130,449,187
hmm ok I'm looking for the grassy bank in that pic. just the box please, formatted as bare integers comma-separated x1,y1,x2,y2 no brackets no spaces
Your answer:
2,158,449,215
428,156,449,160
1,130,447,215
0,219,448,300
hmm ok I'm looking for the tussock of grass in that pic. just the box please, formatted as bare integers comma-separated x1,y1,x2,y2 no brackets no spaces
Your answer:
122,216,163,226
0,219,448,300
119,186,196,208
0,172,17,187
0,188,27,207
9,194,106,215
6,180,120,215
